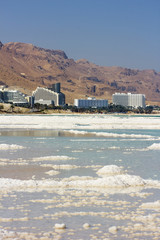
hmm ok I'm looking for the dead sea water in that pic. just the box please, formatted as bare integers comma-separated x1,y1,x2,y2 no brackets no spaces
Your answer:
0,114,160,239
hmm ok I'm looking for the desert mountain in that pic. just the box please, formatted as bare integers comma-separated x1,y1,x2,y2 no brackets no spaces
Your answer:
0,41,160,104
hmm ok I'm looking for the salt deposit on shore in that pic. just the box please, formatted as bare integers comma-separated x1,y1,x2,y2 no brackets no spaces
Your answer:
32,155,76,161
0,114,160,130
140,200,160,210
66,129,156,139
147,143,160,150
0,144,25,150
96,165,124,176
0,165,160,194
0,115,160,239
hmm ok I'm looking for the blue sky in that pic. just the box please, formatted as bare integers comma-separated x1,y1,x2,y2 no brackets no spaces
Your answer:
0,0,160,71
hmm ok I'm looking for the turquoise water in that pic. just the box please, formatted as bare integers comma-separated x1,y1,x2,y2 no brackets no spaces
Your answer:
0,115,160,239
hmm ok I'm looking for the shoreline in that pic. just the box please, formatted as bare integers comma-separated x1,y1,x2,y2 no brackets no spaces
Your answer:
0,103,160,115
0,110,160,116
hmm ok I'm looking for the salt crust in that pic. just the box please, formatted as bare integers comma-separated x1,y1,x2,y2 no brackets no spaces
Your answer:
45,170,60,176
147,143,160,150
131,213,158,223
140,200,160,209
0,228,57,240
0,165,160,193
108,146,120,149
41,164,79,169
0,144,25,150
67,129,154,139
0,228,18,239
83,223,91,228
0,158,30,167
54,223,66,229
108,226,119,234
0,115,160,130
71,150,83,152
32,155,76,161
62,176,95,182
97,165,124,176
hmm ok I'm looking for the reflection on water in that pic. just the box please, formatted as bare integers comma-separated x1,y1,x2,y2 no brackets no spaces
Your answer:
0,129,97,138
0,129,64,137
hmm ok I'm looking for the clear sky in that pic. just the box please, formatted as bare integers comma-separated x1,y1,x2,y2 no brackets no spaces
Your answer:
0,0,160,71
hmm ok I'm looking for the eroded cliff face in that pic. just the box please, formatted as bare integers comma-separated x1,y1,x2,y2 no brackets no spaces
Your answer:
0,41,3,49
0,41,160,104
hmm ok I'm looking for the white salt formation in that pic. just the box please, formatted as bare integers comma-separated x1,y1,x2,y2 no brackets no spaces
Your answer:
67,129,154,139
54,223,66,229
0,115,160,130
97,165,124,176
32,155,76,161
108,226,119,234
83,223,91,228
140,200,160,209
40,164,79,170
147,143,160,150
45,170,59,176
0,115,160,239
93,131,153,139
0,144,25,150
0,165,160,194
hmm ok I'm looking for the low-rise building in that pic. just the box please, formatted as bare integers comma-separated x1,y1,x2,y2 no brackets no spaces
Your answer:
112,93,145,108
0,88,28,105
74,97,108,108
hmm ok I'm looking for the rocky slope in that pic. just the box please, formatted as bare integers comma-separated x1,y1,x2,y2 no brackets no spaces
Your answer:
0,41,160,104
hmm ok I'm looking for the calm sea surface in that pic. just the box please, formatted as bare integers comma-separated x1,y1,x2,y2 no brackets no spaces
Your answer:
0,114,160,239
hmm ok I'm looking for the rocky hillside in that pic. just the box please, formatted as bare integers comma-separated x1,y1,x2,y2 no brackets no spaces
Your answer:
0,41,160,104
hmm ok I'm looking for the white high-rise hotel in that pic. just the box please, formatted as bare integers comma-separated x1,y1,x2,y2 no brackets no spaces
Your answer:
74,98,108,108
112,93,145,108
